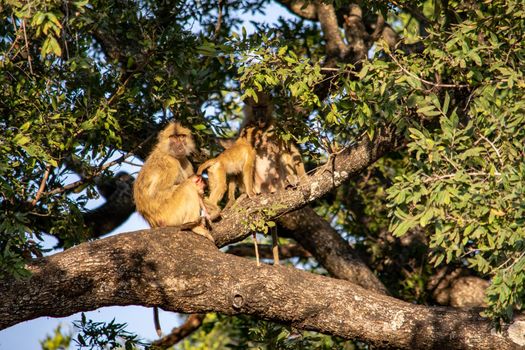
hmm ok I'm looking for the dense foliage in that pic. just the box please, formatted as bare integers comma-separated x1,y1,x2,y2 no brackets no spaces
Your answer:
1,0,524,348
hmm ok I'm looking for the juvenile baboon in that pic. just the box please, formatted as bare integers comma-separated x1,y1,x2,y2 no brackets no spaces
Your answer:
242,92,307,266
243,92,306,194
196,127,257,210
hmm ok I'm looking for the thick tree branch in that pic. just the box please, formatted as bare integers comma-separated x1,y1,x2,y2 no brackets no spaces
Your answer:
279,207,388,294
316,2,349,60
429,268,489,307
342,4,368,61
82,172,135,239
1,229,523,349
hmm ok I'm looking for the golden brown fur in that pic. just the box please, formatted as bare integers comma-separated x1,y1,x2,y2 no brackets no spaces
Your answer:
133,122,212,337
197,127,257,209
134,122,195,227
243,92,306,194
241,92,307,266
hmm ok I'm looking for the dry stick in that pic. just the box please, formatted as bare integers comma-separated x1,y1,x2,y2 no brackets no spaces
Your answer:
271,228,280,265
44,133,155,197
30,165,52,207
253,233,260,267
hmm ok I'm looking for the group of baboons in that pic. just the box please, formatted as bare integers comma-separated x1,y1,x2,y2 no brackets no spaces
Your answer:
133,91,306,336
133,91,306,243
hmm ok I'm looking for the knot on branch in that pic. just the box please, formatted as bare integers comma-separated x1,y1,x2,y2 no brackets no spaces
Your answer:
232,292,245,310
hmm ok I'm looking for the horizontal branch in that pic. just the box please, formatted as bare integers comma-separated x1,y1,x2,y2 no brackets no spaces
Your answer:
1,229,523,349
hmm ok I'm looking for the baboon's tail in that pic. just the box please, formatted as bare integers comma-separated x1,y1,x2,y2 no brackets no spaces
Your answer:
197,159,215,175
153,307,162,337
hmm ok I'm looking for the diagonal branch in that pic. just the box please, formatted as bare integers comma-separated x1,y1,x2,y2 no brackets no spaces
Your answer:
212,126,397,247
279,207,388,294
151,313,206,348
0,229,522,349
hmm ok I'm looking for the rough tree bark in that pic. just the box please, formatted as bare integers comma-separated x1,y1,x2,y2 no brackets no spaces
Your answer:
1,229,524,349
279,207,388,294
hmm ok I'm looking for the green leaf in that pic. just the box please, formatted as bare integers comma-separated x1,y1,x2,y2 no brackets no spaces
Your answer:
14,134,30,146
420,208,434,227
433,254,444,267
416,105,439,117
392,219,414,237
443,92,450,115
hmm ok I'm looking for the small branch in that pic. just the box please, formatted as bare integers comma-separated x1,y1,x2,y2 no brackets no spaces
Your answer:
151,314,206,348
44,134,154,197
478,132,503,168
107,69,135,106
423,171,502,183
21,19,33,75
30,165,52,206
213,0,223,38
389,53,468,89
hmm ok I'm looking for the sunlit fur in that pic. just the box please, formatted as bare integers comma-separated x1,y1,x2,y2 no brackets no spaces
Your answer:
197,127,257,209
242,92,306,194
133,122,212,338
134,122,196,227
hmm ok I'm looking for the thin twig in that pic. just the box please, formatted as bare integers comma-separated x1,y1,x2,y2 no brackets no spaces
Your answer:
30,165,52,206
423,171,501,183
320,67,341,72
21,19,33,75
8,15,21,56
44,133,154,197
213,0,223,38
478,132,503,167
388,53,468,89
